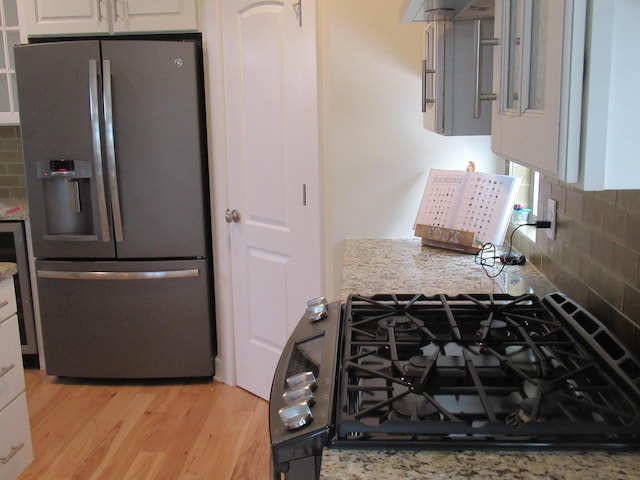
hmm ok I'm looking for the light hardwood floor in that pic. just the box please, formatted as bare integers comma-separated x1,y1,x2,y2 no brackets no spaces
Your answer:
19,368,272,480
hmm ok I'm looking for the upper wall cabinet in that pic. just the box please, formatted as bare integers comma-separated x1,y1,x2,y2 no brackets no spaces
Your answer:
422,18,494,136
18,0,199,37
492,0,640,190
402,0,494,23
579,0,640,190
0,0,21,124
491,0,576,179
401,1,495,135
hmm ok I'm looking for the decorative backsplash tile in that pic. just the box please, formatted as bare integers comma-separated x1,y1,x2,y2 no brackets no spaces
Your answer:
0,125,26,199
512,176,640,356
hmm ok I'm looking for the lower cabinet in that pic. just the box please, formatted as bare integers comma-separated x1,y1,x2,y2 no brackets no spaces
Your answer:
0,393,32,480
0,277,33,480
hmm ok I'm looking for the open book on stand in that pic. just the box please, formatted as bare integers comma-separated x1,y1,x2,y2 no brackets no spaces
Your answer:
414,169,521,250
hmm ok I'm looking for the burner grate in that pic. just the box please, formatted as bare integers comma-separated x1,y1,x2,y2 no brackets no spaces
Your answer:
334,293,640,449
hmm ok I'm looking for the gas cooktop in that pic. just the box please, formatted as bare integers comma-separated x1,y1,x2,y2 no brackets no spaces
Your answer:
335,293,640,448
270,292,640,480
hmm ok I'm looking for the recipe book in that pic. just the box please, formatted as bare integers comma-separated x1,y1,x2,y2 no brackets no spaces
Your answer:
414,169,521,245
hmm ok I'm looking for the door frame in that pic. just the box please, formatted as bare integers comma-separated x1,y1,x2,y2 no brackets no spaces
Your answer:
201,0,237,385
200,0,323,388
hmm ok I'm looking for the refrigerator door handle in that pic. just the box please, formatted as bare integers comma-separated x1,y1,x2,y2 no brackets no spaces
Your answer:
89,59,111,242
37,269,200,281
102,59,125,243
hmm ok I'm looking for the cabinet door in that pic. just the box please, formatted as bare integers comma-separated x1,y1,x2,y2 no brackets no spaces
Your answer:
0,393,33,480
0,315,24,412
17,0,110,36
423,19,493,136
422,21,443,133
0,277,16,323
18,0,197,36
0,0,20,125
491,0,568,175
111,0,198,33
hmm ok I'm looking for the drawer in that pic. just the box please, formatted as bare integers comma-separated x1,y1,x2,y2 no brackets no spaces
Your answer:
0,278,16,323
0,393,33,480
0,315,24,409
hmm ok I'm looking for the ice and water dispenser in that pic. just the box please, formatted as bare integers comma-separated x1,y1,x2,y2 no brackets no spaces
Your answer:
37,159,95,238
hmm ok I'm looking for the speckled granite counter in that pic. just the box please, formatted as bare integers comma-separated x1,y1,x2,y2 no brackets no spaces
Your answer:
0,262,18,280
321,449,640,479
320,238,640,480
0,198,29,221
340,237,555,299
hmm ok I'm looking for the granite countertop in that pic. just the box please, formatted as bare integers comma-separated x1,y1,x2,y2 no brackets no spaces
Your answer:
321,449,640,479
340,237,556,299
0,262,18,280
321,238,640,480
0,198,29,221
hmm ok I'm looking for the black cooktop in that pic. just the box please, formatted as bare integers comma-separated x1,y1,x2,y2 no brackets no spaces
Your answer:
334,293,640,449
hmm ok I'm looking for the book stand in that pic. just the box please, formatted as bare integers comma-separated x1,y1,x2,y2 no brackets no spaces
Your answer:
415,223,480,254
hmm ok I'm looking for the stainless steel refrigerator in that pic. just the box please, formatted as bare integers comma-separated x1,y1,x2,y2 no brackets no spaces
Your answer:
14,36,215,378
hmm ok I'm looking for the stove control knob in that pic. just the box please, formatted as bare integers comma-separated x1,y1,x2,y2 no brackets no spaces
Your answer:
282,384,315,406
286,371,317,390
278,402,313,430
306,296,328,322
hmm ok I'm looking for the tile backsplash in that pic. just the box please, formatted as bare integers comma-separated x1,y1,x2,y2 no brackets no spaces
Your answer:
512,175,640,357
0,126,26,199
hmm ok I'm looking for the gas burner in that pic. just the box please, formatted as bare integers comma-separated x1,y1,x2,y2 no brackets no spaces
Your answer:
377,315,423,333
409,355,429,368
503,345,542,376
389,393,439,421
480,319,507,329
506,395,564,427
403,354,432,377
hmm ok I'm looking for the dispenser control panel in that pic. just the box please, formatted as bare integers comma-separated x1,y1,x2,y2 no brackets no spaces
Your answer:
37,160,92,178
50,160,75,173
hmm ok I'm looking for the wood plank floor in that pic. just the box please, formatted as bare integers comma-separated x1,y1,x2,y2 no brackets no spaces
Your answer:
18,368,272,480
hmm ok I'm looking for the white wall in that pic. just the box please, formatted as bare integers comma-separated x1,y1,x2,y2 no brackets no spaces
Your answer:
318,0,504,300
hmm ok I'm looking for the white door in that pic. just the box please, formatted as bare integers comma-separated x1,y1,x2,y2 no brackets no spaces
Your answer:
221,0,321,399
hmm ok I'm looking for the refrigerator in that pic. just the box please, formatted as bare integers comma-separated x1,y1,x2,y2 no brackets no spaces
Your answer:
14,36,216,378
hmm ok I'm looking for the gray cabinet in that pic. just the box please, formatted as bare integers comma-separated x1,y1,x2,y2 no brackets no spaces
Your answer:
422,19,494,136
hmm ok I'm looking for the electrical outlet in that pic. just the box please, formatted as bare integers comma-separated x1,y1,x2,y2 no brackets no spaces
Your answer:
547,199,557,239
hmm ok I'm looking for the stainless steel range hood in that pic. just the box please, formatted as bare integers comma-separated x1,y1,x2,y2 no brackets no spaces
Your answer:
401,0,494,23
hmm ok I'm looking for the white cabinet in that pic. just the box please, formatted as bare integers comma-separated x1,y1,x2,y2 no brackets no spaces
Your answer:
578,0,640,190
0,393,32,480
0,0,21,125
491,0,579,179
0,276,33,480
492,0,640,190
422,18,494,136
18,0,198,36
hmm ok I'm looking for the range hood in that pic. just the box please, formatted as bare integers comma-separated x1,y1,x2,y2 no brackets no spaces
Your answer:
401,0,494,23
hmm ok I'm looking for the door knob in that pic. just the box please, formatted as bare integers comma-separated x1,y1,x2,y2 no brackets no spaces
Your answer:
225,209,241,223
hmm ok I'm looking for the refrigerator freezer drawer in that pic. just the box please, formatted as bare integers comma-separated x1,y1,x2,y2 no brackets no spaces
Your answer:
36,259,215,379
